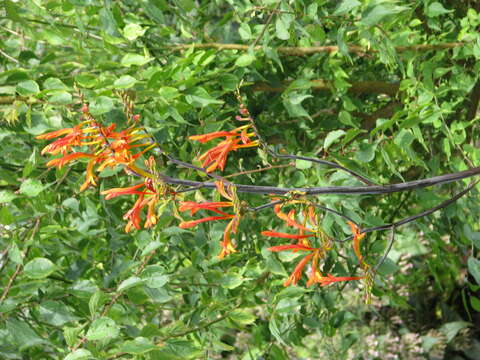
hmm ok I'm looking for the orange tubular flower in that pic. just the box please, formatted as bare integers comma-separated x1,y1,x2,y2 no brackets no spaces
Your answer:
284,253,314,287
273,204,312,233
262,231,315,240
179,181,241,258
101,183,148,200
348,221,367,268
36,125,86,155
189,125,259,173
268,243,316,252
101,179,160,232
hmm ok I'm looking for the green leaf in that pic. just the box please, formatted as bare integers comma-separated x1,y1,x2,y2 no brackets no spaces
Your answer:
235,54,255,67
275,16,290,40
440,321,470,343
324,130,346,150
228,309,256,325
338,110,355,127
6,319,44,349
220,272,243,289
113,75,137,89
118,276,144,292
361,4,408,27
295,159,312,170
41,29,65,46
89,291,106,316
334,0,361,15
99,7,120,36
48,91,73,105
121,53,152,67
123,23,146,40
16,80,40,96
39,300,79,326
89,96,114,115
471,296,480,312
43,78,68,90
185,88,223,107
19,179,44,197
144,273,169,289
86,317,120,341
120,337,156,354
238,23,252,40
468,257,480,285
64,349,93,360
63,326,82,348
24,257,57,279
153,339,202,360
158,87,181,100
0,190,17,203
426,2,453,17
75,74,98,88
355,142,377,163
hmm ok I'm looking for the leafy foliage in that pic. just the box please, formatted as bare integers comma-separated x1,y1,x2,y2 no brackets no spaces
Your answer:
1,0,480,359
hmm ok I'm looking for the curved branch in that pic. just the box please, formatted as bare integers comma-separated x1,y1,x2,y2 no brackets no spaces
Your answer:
162,166,480,196
339,181,478,243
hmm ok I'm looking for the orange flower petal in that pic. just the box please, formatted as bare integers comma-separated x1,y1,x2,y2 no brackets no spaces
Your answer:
261,231,315,240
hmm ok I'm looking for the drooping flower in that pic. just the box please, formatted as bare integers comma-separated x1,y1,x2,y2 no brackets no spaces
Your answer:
37,124,86,155
101,179,161,232
37,106,155,192
268,244,364,287
348,221,368,269
178,181,241,258
189,124,259,172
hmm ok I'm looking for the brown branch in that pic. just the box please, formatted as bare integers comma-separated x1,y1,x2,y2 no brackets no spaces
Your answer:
223,164,291,178
160,165,480,196
251,80,399,96
251,1,281,47
166,42,466,56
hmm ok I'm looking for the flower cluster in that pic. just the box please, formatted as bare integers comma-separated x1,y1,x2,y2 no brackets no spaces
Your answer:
188,100,259,173
36,106,153,192
189,126,259,173
179,181,241,258
263,201,364,287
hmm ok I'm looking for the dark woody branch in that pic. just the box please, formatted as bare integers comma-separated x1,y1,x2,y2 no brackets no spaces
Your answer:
161,166,480,196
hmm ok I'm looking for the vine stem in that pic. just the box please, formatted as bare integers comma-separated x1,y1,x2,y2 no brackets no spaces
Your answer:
160,165,480,196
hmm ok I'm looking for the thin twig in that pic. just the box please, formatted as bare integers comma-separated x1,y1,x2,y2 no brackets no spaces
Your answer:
373,226,396,271
251,2,281,48
339,181,478,243
0,49,19,64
